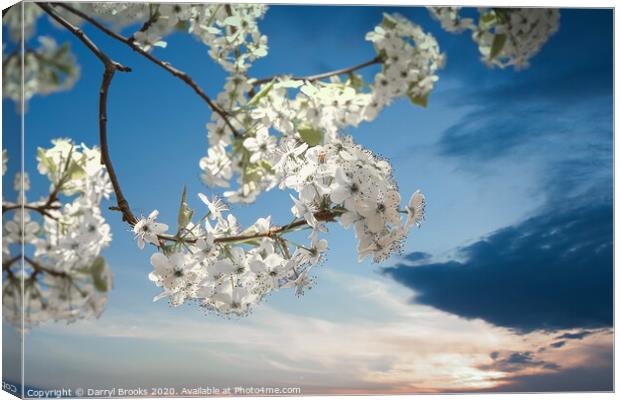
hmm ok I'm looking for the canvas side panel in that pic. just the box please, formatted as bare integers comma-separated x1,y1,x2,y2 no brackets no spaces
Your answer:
3,2,25,399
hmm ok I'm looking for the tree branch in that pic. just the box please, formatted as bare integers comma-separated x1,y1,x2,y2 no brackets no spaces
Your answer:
40,2,349,248
155,208,342,246
38,3,136,224
99,65,137,224
128,6,160,44
250,55,383,90
37,3,130,73
24,256,68,278
51,2,242,139
2,255,21,271
2,203,59,219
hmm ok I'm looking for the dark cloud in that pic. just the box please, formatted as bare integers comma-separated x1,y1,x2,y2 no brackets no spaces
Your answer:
479,351,559,374
403,252,431,264
550,341,566,349
485,365,613,393
383,201,612,333
555,330,596,341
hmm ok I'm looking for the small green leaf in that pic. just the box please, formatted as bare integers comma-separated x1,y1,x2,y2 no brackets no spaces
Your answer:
489,33,507,60
55,43,70,58
50,71,60,85
90,256,111,292
298,124,324,146
409,92,429,108
493,8,511,24
66,161,86,180
177,185,193,229
479,12,497,30
175,20,189,31
37,148,57,174
381,13,398,30
54,63,72,75
347,73,365,91
248,79,275,106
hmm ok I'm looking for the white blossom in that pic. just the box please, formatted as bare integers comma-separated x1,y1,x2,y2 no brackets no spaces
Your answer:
132,210,168,249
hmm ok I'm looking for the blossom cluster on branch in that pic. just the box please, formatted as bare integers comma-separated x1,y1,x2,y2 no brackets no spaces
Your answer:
3,5,80,108
428,7,560,69
134,134,426,314
2,140,113,331
201,13,443,204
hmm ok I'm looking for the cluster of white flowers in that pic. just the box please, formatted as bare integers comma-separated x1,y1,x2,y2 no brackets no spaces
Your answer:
200,13,443,204
3,2,43,43
135,133,425,315
61,3,270,72
3,36,80,108
428,6,473,33
366,13,444,108
188,4,269,73
3,3,267,107
134,194,329,315
428,7,560,69
3,2,80,109
2,140,113,331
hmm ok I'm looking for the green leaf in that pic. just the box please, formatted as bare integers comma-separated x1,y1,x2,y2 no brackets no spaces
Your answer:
347,73,365,91
408,92,429,108
90,256,111,292
65,161,86,180
50,71,60,85
175,20,189,31
177,185,193,229
493,8,511,24
489,33,507,60
248,79,275,106
54,63,72,75
298,124,324,146
479,12,497,30
55,43,70,58
381,13,398,30
37,147,57,174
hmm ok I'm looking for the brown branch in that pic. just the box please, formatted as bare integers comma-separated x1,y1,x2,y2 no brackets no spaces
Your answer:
38,3,136,224
157,209,341,245
251,55,383,89
128,6,160,44
40,3,349,248
2,203,59,219
52,2,241,139
3,255,21,271
24,256,68,278
99,65,137,224
37,3,130,73
4,254,67,279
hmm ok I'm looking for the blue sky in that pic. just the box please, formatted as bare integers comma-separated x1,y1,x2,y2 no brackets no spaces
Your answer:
3,5,613,394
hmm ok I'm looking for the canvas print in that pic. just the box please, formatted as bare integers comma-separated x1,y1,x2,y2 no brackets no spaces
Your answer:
2,2,613,397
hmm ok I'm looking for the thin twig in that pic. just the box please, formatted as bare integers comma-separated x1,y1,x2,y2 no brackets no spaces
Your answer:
128,6,160,44
156,209,340,245
2,203,59,219
52,2,241,139
251,55,383,89
24,256,68,278
2,255,21,271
